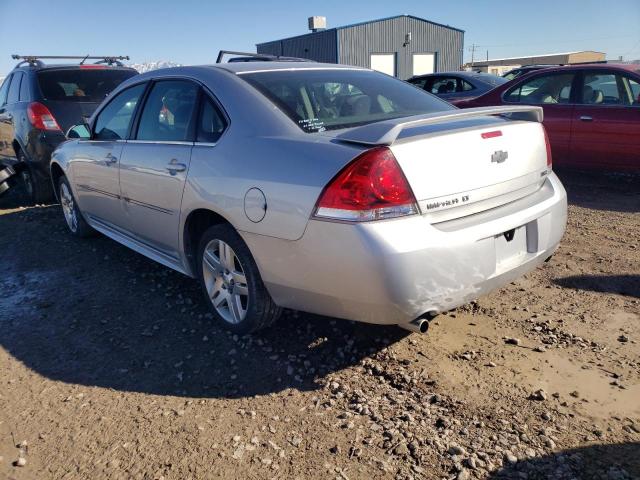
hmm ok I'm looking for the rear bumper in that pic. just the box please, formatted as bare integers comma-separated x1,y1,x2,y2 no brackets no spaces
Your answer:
242,173,567,326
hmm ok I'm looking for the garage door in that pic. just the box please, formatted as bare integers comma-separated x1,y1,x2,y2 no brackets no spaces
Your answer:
413,53,435,76
370,54,396,77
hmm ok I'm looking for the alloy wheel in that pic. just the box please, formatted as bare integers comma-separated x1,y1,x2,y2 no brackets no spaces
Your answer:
202,239,249,324
60,183,78,232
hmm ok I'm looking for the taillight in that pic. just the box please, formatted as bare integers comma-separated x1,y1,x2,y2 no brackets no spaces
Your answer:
314,146,418,222
27,102,61,131
542,126,552,169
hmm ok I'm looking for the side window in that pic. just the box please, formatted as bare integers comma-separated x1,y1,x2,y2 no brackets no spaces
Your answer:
409,78,427,89
7,73,22,104
19,74,30,102
581,73,621,105
625,76,640,106
461,79,475,91
430,77,456,94
94,83,146,140
197,96,227,143
0,75,11,106
137,80,199,142
505,73,574,104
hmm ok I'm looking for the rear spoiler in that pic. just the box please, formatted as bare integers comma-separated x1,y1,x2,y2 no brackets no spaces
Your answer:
335,106,543,146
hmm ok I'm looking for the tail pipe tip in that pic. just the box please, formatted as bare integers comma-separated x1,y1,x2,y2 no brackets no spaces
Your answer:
399,312,437,334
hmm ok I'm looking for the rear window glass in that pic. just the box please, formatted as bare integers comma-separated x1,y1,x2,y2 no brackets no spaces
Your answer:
37,68,137,102
241,69,453,133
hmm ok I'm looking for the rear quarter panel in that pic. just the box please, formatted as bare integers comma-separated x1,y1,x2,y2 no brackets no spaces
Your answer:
181,135,363,241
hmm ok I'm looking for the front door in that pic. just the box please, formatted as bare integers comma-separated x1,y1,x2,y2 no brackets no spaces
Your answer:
570,70,640,169
118,79,199,256
0,74,17,160
72,82,147,225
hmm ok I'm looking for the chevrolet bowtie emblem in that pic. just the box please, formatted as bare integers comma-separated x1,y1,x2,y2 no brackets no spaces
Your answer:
491,150,508,163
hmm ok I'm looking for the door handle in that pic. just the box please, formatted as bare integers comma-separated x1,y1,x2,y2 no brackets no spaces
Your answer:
579,116,593,122
166,159,187,175
104,153,118,164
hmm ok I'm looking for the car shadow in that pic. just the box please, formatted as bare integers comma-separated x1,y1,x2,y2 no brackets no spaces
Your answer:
488,442,640,479
0,205,407,399
554,167,640,213
554,274,640,298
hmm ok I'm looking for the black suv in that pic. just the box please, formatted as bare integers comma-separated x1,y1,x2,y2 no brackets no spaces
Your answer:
0,55,137,203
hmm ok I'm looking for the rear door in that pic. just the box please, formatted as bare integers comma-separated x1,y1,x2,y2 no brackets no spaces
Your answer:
72,82,147,224
570,69,640,169
118,79,199,256
503,71,576,165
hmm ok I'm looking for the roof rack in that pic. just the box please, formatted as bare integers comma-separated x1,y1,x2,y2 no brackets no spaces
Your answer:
11,55,130,68
216,50,313,64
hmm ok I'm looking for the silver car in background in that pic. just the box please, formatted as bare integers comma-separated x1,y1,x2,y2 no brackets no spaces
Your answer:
51,62,567,334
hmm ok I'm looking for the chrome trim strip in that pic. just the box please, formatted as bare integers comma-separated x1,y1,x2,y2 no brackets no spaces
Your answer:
193,142,218,147
122,196,173,215
125,140,194,146
77,183,120,199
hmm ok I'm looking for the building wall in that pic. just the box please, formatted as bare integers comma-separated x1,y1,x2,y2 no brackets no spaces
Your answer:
257,29,338,64
338,16,464,79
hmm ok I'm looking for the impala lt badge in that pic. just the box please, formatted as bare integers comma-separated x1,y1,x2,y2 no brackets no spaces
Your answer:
491,150,508,163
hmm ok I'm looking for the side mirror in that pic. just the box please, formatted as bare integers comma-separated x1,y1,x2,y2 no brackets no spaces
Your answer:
66,123,91,140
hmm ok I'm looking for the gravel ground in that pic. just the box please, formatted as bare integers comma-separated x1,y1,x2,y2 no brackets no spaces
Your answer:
0,169,638,480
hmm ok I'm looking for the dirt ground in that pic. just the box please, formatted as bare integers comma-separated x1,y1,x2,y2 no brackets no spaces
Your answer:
0,169,638,480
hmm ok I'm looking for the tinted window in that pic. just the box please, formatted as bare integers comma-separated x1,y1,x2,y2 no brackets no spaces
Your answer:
430,77,457,94
7,73,22,104
628,77,640,105
505,73,574,104
581,73,620,105
581,72,640,106
94,83,146,140
0,75,11,106
462,79,475,91
136,80,199,141
242,69,452,133
19,74,30,102
198,96,227,143
37,69,137,103
408,78,427,89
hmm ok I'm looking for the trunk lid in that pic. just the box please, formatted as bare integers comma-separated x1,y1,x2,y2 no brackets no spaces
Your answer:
391,118,549,223
333,106,549,223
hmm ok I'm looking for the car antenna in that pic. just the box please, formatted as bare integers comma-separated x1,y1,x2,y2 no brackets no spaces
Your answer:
79,54,90,65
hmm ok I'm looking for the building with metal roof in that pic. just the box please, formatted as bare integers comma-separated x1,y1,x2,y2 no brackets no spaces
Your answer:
256,15,464,80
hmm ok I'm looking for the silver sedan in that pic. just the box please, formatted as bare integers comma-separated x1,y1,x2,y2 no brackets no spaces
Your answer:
51,62,567,334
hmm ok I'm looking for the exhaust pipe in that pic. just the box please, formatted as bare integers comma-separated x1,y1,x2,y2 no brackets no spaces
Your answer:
399,312,437,334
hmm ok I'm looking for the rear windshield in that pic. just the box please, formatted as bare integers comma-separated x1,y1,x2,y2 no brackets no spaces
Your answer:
241,69,453,133
37,68,137,102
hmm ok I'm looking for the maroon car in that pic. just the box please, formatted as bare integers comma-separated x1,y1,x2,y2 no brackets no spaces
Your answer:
458,64,640,170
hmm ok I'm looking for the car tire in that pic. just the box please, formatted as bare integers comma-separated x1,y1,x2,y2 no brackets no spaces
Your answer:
18,151,55,205
58,176,94,238
197,224,282,334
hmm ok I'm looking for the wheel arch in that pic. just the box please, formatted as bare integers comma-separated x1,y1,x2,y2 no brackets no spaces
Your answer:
50,162,65,201
182,207,234,276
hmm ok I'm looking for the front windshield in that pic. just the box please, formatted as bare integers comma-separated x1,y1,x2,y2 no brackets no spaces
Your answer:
241,69,454,133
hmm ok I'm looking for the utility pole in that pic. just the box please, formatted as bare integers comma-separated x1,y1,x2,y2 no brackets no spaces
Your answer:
470,44,476,68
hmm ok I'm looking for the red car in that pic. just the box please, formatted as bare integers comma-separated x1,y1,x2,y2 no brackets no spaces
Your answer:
458,64,640,170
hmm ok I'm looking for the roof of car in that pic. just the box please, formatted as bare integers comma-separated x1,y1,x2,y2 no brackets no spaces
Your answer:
12,63,136,73
213,61,368,74
522,63,640,74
